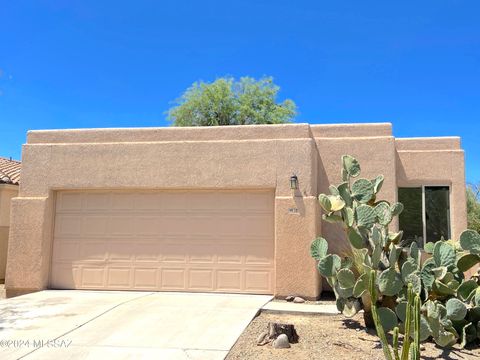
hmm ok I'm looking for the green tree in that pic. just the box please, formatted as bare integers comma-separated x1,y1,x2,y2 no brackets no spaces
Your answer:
467,182,480,233
167,76,297,126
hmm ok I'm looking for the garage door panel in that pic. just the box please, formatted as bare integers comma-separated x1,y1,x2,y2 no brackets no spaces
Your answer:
244,216,273,236
133,268,158,288
162,244,187,263
83,216,108,235
54,241,80,261
135,243,161,262
188,247,215,264
245,250,273,265
108,216,134,235
85,193,111,210
81,241,107,261
244,192,273,211
136,193,164,210
245,271,271,291
51,265,80,289
111,193,136,209
188,269,214,290
161,216,189,234
217,254,242,264
161,268,186,289
216,270,242,291
188,216,218,233
189,192,220,209
217,193,243,209
161,193,188,210
108,243,135,262
134,216,159,235
57,193,83,212
51,190,274,294
81,267,106,287
54,215,82,237
107,268,132,288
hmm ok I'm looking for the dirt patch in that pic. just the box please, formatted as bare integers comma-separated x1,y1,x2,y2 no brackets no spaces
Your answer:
226,312,480,360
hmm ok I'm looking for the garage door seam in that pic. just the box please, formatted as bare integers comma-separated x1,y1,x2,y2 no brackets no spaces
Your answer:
17,292,156,359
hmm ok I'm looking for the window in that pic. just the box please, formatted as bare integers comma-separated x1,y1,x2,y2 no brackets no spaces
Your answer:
398,188,423,246
398,186,450,248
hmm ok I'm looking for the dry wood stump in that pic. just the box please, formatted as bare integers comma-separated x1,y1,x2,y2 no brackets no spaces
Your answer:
256,322,299,346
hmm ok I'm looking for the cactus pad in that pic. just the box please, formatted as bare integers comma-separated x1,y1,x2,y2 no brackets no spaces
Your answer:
352,178,374,203
378,307,398,332
378,268,403,296
433,241,456,268
446,298,468,321
457,253,480,272
310,237,328,260
375,202,392,226
317,254,341,277
347,227,364,249
355,204,376,229
342,155,361,178
459,229,480,254
337,268,356,289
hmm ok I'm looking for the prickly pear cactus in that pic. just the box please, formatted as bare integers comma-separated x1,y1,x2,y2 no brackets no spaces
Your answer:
310,155,480,349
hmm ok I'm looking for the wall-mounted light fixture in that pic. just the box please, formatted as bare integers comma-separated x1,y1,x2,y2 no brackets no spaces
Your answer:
290,174,298,190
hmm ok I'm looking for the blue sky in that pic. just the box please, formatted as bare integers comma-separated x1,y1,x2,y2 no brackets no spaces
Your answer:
1,1,479,182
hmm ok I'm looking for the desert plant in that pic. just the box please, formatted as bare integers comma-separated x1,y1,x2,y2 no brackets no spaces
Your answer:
467,183,480,234
310,155,480,351
370,273,421,360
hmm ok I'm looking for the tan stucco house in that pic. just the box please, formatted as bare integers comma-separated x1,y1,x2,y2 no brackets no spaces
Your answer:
5,123,467,299
0,157,21,281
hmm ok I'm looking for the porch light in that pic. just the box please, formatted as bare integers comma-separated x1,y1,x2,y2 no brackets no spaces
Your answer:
290,174,298,190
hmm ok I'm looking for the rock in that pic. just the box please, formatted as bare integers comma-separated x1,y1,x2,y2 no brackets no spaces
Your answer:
267,322,299,343
272,334,290,349
285,295,295,302
293,296,305,303
256,332,269,346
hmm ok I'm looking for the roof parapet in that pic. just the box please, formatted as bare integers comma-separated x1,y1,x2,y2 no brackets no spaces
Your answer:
310,123,392,138
395,137,461,151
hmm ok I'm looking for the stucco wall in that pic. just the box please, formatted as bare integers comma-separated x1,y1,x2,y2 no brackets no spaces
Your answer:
5,123,468,298
313,124,398,257
0,226,9,280
395,137,467,240
0,184,19,280
0,185,18,227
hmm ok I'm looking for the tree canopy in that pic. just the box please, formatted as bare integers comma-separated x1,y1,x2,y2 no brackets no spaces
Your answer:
467,183,480,233
167,76,297,126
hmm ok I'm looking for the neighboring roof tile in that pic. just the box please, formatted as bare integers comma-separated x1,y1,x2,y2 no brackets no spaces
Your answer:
0,157,21,185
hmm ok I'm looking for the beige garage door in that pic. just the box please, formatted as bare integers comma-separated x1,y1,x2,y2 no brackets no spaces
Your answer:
51,190,274,294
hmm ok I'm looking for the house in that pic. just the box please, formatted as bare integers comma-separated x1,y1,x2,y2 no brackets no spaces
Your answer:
5,123,467,298
0,157,21,281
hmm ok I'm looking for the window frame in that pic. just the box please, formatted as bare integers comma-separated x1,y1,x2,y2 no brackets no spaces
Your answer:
398,184,451,248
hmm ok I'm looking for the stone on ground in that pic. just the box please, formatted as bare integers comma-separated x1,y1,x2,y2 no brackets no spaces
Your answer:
293,296,305,303
272,334,290,349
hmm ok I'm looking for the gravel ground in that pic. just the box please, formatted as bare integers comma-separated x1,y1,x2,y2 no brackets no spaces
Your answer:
226,312,480,360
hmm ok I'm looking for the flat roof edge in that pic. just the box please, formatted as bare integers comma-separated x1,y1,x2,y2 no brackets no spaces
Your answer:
395,136,462,150
25,123,461,147
27,123,313,144
311,122,392,138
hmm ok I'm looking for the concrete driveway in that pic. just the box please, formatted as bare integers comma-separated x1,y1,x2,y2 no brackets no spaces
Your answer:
0,290,272,360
